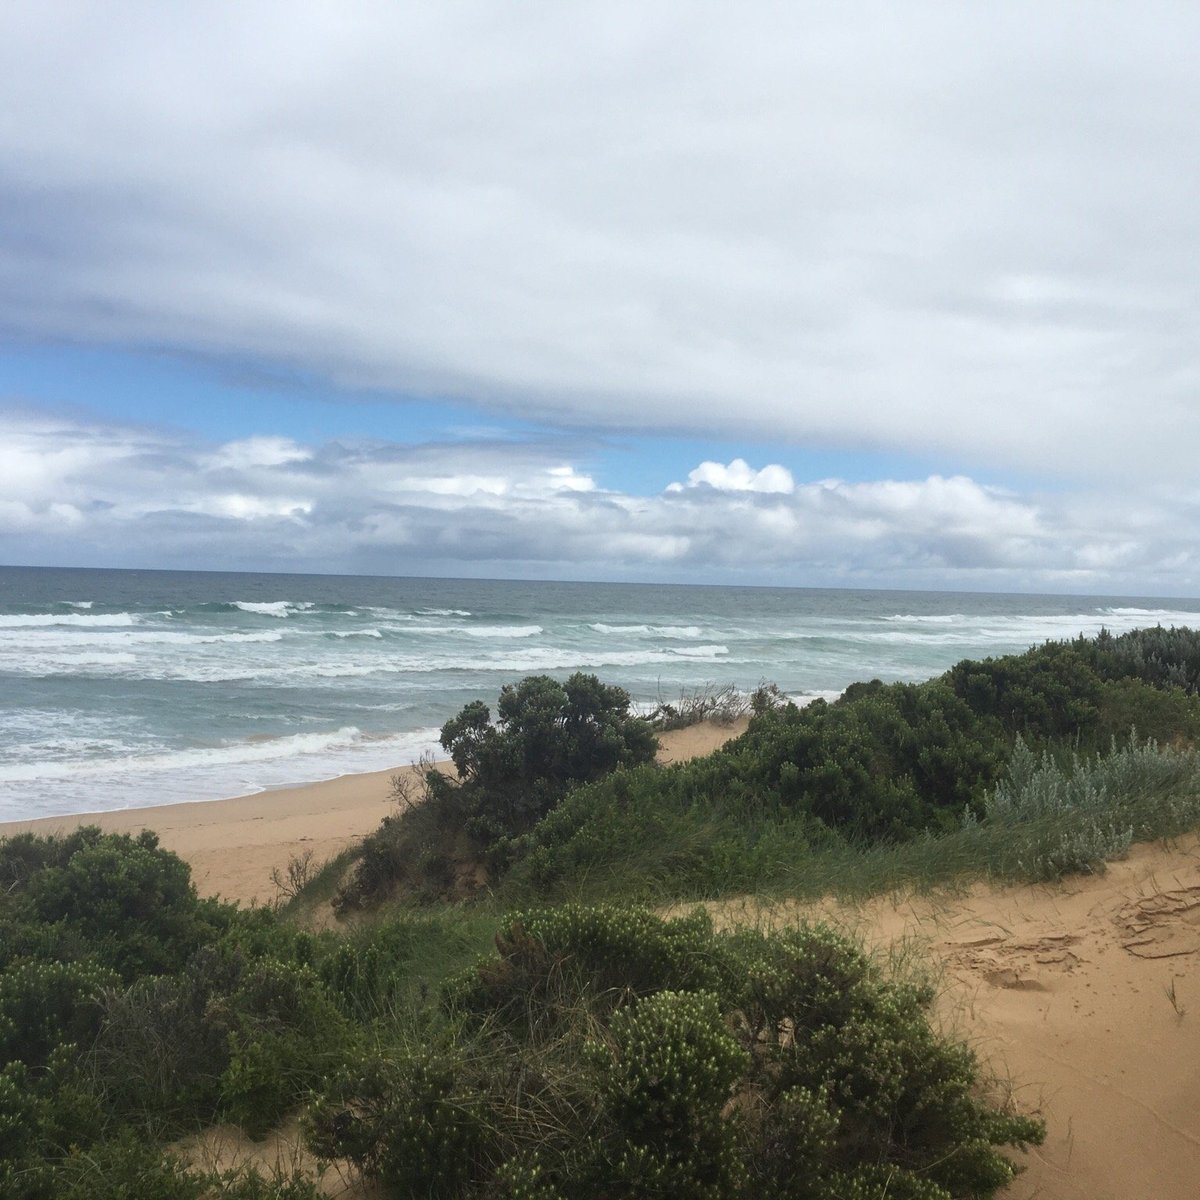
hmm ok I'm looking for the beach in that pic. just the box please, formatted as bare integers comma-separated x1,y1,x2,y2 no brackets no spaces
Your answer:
0,717,747,907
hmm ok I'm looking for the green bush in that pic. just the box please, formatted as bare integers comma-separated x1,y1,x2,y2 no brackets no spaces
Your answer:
307,1045,495,1197
0,958,118,1069
336,673,657,909
435,672,657,843
590,989,748,1198
497,634,1200,904
965,733,1200,880
0,828,230,980
309,905,1041,1199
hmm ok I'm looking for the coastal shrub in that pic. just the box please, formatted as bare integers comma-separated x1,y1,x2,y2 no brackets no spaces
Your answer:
89,941,353,1139
308,904,1041,1199
588,988,748,1198
492,633,1200,904
435,672,657,842
1078,625,1200,695
646,682,756,730
446,904,734,1024
0,1049,107,1200
0,827,230,981
965,733,1200,880
0,958,118,1069
336,673,657,909
307,1043,496,1197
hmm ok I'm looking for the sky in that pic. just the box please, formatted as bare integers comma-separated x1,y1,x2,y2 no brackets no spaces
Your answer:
2,2,1199,595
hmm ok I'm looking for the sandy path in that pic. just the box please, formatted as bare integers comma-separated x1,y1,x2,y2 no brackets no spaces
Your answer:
0,718,748,906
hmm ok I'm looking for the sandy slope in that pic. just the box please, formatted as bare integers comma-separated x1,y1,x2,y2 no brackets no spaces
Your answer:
682,834,1200,1200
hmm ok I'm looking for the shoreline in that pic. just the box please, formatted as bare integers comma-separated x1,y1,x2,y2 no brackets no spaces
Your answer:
0,718,748,906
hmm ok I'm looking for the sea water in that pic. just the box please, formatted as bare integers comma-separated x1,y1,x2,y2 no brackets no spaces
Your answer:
2,565,1198,821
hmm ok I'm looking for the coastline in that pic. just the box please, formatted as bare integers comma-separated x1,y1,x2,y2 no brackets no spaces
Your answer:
0,718,748,906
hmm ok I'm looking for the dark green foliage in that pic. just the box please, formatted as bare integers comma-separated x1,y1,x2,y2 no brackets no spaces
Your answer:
308,1045,495,1197
0,828,368,1189
500,631,1200,903
336,672,657,909
0,958,118,1069
311,904,1041,1199
447,905,736,1025
0,827,230,980
590,989,748,1198
436,672,657,843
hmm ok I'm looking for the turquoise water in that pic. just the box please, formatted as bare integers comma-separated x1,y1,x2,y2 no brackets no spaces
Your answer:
3,565,1199,820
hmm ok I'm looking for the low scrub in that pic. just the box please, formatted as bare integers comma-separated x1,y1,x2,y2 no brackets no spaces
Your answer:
308,904,1043,1199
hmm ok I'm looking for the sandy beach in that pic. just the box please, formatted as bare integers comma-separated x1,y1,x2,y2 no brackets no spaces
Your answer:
0,718,748,907
4,714,1198,1198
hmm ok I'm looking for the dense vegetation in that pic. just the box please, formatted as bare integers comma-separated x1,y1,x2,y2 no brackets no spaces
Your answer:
310,905,1041,1199
343,628,1200,907
0,829,1040,1198
336,672,655,911
6,626,1200,1195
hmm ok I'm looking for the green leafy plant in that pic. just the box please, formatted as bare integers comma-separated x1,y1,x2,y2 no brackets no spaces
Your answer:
310,905,1042,1199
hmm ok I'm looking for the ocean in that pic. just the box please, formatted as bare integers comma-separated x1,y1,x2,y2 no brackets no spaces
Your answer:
2,565,1199,822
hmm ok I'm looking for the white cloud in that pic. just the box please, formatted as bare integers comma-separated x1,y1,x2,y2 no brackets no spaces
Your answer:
669,459,795,494
1,4,1199,483
3,408,1199,594
207,437,312,471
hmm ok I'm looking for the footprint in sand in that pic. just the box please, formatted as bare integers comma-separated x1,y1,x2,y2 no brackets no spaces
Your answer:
942,931,1082,989
1117,884,1200,960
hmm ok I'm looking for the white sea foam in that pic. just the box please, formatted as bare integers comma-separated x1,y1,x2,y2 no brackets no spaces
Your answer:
884,613,963,624
430,644,734,674
2,629,285,647
0,611,141,628
590,623,704,638
408,624,544,639
0,725,447,818
1100,606,1200,620
331,629,384,639
416,608,472,617
853,607,1200,648
65,600,94,609
0,726,374,783
232,600,314,617
6,651,140,671
670,644,730,658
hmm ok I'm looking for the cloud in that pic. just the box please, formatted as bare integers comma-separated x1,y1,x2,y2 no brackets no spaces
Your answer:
1,4,1199,482
3,407,1199,594
668,459,794,493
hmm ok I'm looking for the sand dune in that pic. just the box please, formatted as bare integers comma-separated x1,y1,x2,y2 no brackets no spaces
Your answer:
4,716,1197,1197
683,834,1200,1200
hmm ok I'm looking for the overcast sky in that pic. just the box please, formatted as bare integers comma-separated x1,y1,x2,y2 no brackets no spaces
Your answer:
2,2,1198,594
